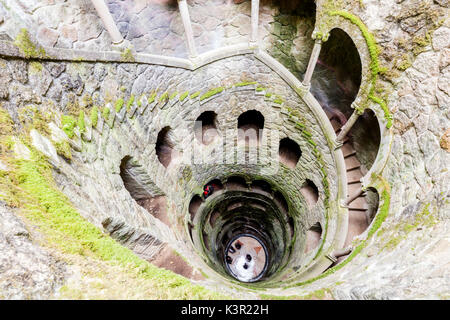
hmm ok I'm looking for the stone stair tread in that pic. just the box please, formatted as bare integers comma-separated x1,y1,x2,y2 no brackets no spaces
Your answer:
344,151,357,159
347,182,362,195
342,142,355,157
344,210,369,246
346,165,361,172
349,202,368,212
347,169,363,182
344,155,360,168
348,197,368,209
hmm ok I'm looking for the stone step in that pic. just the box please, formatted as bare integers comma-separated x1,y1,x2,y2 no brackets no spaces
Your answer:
344,155,360,169
347,181,362,196
346,164,362,172
326,114,370,251
341,142,355,157
344,210,369,247
347,168,363,183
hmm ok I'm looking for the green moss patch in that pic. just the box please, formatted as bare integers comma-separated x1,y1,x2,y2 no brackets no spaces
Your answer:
159,92,169,103
260,288,332,300
189,91,200,99
0,137,228,299
379,203,436,251
121,48,135,62
62,115,76,139
234,81,257,87
14,28,47,59
200,87,224,101
77,111,86,134
179,91,189,102
54,140,72,160
115,99,124,113
29,62,43,75
126,95,135,111
102,107,110,121
273,98,283,105
329,11,392,129
148,92,157,104
90,106,99,128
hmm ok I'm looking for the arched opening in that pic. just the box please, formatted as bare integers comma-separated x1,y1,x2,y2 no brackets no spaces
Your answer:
137,196,169,226
194,111,218,145
305,222,322,253
272,0,316,15
311,28,362,130
288,216,295,238
188,222,194,242
156,126,174,168
237,110,264,144
205,179,224,192
189,195,203,222
300,179,319,207
345,188,380,248
274,191,289,214
120,156,137,196
251,180,273,195
279,137,301,169
209,210,220,228
203,231,210,250
120,156,169,226
225,176,248,191
350,109,381,174
365,187,380,225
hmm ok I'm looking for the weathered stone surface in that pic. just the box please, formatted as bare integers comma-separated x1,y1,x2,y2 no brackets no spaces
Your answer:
399,14,427,34
60,24,78,43
45,62,66,78
440,128,450,152
0,203,66,299
8,60,28,84
432,27,450,51
37,26,59,47
77,14,103,42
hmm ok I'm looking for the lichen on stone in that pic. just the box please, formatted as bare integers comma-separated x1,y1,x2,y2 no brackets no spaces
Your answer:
14,28,47,59
126,95,135,111
200,87,224,101
189,91,200,99
102,107,110,121
121,47,135,62
328,10,393,128
90,106,99,128
61,115,76,139
77,111,86,134
54,140,72,160
115,98,124,112
159,92,169,103
179,91,189,102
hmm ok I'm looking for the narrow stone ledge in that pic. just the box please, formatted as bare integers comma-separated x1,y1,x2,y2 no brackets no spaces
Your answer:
0,40,193,69
117,106,127,123
192,43,254,70
199,92,224,105
128,102,139,118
